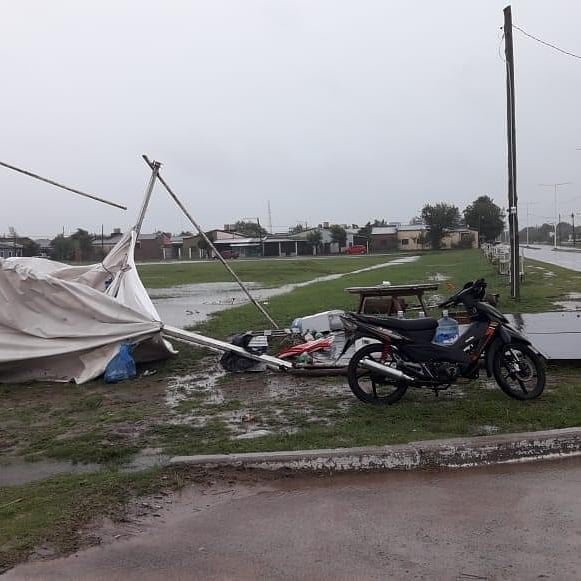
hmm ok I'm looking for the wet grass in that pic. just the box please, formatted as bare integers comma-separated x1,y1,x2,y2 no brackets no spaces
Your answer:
156,365,581,456
192,249,581,338
138,253,403,289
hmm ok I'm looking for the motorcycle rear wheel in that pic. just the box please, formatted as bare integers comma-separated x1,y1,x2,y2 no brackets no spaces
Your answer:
347,344,409,405
492,342,546,400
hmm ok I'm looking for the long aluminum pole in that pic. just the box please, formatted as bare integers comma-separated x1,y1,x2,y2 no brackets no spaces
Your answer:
142,155,279,328
554,185,558,248
0,159,127,210
134,160,161,236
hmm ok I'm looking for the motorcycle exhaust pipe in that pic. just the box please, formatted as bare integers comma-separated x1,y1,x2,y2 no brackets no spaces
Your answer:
359,359,414,382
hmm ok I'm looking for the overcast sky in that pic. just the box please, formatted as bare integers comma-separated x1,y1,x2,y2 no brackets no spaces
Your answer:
2,0,581,237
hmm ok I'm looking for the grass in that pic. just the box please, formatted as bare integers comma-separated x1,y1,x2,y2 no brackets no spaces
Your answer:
137,253,403,289
153,368,581,457
192,250,581,338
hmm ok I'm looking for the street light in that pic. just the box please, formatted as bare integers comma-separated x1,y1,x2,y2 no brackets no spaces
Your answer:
539,183,572,248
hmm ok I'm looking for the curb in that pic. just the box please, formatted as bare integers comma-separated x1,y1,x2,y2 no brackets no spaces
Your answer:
169,427,581,472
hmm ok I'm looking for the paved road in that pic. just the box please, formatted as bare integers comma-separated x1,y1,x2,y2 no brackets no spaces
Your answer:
523,245,581,272
6,458,581,580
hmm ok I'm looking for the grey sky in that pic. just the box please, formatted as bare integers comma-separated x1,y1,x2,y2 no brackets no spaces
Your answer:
2,0,581,237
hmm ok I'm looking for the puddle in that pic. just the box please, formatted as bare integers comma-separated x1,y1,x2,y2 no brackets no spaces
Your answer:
552,292,581,311
428,272,449,282
165,366,226,410
150,256,420,328
0,459,101,486
0,449,170,487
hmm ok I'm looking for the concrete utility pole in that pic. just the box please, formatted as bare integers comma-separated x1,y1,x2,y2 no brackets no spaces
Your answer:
504,5,520,298
539,182,571,249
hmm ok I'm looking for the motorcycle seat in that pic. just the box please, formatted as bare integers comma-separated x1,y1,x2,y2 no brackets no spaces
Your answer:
352,313,438,332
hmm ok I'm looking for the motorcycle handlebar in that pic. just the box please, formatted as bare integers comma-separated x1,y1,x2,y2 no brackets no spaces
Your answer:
437,279,487,310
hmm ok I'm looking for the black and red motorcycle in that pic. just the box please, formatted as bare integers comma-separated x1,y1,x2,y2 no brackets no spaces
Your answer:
341,279,546,405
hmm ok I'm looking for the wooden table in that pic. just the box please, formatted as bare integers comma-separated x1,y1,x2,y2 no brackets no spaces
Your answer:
345,283,439,316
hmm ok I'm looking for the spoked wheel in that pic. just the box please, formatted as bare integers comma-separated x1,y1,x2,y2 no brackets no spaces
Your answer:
492,342,546,400
347,343,408,405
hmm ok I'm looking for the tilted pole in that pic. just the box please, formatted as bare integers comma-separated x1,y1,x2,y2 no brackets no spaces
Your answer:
0,159,127,210
504,5,520,298
134,160,161,236
142,155,279,329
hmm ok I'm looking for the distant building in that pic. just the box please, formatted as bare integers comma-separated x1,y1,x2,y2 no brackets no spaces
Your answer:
135,232,171,261
369,224,478,251
396,224,429,250
0,240,23,259
370,227,398,252
92,228,124,258
34,238,52,257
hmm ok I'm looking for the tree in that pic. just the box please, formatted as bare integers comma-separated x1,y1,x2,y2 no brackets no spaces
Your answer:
358,219,388,238
197,237,212,258
329,224,347,247
289,224,305,235
463,195,505,243
410,216,425,225
20,238,40,257
306,229,323,255
50,234,75,261
420,203,460,249
70,229,93,261
233,220,267,237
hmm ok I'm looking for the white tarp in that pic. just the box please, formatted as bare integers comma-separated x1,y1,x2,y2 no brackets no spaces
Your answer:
0,231,174,384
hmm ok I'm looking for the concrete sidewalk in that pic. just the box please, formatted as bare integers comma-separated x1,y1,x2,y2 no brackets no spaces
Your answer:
170,427,581,472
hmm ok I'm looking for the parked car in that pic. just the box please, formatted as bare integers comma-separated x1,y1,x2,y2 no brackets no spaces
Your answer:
345,244,367,255
213,249,239,259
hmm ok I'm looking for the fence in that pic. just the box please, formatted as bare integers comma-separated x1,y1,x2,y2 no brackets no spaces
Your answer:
481,243,524,280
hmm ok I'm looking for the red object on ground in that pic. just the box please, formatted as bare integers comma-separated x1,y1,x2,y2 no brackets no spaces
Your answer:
277,338,333,359
345,245,367,255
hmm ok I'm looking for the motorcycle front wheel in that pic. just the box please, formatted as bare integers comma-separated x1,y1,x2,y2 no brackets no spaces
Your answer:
347,343,409,405
492,342,546,400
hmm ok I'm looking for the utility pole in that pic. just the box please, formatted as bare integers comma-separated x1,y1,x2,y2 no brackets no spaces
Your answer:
571,212,576,246
539,183,571,248
504,5,520,298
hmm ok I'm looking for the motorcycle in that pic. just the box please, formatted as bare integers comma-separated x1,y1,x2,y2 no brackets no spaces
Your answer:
341,279,546,405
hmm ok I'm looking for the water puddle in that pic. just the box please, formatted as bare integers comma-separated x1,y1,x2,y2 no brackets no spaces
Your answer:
0,449,170,487
428,272,449,282
553,292,581,311
150,256,420,327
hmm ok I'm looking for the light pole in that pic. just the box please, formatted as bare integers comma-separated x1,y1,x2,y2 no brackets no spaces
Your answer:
539,183,572,248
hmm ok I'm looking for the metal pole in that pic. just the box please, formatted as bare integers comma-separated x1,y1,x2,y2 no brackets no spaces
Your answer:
526,204,529,246
504,5,520,298
142,155,279,329
134,160,161,236
0,159,127,210
554,186,558,248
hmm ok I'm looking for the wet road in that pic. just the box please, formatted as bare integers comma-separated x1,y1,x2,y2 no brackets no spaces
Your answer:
6,458,581,580
523,245,581,272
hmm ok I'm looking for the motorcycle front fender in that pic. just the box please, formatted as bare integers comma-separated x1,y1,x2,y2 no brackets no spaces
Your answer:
485,327,536,377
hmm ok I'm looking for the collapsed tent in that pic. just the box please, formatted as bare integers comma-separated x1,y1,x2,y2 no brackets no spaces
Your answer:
0,231,174,384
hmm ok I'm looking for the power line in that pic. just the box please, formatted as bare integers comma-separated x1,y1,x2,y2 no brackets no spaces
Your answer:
512,24,581,61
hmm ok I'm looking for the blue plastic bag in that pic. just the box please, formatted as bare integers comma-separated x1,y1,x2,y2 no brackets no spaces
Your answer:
104,344,137,383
